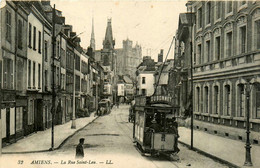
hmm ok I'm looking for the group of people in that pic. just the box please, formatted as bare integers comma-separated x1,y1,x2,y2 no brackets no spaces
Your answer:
145,114,180,154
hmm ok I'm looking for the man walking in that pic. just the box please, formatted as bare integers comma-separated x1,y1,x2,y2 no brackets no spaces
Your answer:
75,138,85,159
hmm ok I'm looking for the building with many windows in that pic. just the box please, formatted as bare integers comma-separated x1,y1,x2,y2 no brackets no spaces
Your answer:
189,1,260,145
0,1,94,148
0,1,29,144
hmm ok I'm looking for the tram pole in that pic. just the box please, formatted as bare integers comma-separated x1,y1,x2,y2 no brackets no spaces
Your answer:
50,4,56,151
186,1,194,150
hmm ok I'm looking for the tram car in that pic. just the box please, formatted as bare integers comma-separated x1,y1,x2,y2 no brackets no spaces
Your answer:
133,95,180,157
97,99,111,116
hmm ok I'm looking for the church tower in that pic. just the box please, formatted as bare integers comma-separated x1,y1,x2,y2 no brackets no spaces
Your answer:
101,18,117,103
103,18,115,50
90,17,95,51
101,18,115,67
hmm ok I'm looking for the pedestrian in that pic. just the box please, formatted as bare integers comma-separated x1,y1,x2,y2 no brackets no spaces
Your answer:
75,138,85,159
172,117,180,154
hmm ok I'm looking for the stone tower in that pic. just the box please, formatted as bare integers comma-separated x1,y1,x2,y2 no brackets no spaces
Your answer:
90,17,95,51
101,18,115,68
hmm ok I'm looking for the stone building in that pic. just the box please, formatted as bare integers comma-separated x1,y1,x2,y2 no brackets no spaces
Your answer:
0,1,29,144
189,1,260,145
169,12,194,117
115,39,142,80
136,56,156,96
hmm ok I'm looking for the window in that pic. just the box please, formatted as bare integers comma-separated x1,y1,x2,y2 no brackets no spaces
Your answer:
141,89,146,96
239,26,246,54
28,23,32,48
45,70,48,89
44,41,48,61
33,62,35,88
239,84,245,117
225,85,231,116
206,2,211,25
75,55,80,71
226,1,232,14
197,44,202,64
75,75,80,91
198,7,202,28
0,60,2,88
61,73,65,90
226,32,232,57
142,77,146,84
204,86,209,113
215,2,221,20
103,55,109,66
18,20,23,49
57,41,60,58
215,36,220,60
56,67,59,86
255,20,260,49
28,60,31,88
38,31,41,53
196,87,200,112
38,64,41,89
16,107,23,131
256,84,260,118
206,40,211,62
6,10,11,42
214,86,219,114
33,26,36,50
3,57,14,89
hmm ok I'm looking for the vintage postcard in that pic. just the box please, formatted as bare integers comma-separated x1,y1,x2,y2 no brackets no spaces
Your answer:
0,0,259,167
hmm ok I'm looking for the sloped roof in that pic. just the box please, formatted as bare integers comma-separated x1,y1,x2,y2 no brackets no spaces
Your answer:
123,76,132,84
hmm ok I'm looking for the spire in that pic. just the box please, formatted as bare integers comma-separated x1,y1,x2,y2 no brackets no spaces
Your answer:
90,16,95,51
103,18,115,49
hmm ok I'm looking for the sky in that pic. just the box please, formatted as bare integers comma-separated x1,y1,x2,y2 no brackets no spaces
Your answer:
51,0,187,61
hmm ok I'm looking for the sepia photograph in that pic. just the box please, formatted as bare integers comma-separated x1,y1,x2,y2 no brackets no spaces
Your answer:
0,0,260,167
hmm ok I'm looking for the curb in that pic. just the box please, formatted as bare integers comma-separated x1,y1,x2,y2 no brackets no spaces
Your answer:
2,116,99,155
178,140,240,168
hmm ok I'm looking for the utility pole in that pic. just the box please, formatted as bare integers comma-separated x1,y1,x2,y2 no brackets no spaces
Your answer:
71,51,76,129
244,82,253,166
50,4,56,150
186,1,194,150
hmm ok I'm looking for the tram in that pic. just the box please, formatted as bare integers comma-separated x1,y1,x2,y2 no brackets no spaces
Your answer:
133,95,180,157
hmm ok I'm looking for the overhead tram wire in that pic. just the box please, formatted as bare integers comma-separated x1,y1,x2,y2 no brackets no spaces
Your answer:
152,36,175,96
150,34,174,57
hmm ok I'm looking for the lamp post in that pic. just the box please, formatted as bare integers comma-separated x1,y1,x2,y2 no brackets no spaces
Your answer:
244,82,253,166
50,4,56,151
71,50,76,129
186,1,194,150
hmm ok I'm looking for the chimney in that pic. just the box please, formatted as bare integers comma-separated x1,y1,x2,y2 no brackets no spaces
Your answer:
158,49,163,62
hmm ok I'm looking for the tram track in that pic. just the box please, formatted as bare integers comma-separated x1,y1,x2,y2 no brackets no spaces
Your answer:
113,106,180,168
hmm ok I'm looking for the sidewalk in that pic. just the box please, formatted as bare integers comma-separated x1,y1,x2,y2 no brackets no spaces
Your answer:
179,127,260,168
2,113,98,154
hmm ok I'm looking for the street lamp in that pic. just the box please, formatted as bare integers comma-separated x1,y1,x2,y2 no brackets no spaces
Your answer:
244,82,253,166
186,1,194,150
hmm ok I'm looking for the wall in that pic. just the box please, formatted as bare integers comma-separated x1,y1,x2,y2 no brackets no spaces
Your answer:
138,73,154,96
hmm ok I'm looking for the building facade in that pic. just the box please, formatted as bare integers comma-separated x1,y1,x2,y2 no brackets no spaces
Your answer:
189,1,260,145
136,56,156,96
0,1,94,147
115,39,142,80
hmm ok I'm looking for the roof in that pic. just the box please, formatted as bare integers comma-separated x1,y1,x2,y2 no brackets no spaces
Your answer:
123,76,132,84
